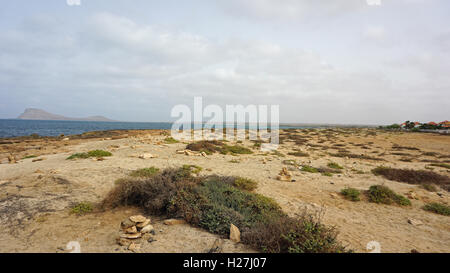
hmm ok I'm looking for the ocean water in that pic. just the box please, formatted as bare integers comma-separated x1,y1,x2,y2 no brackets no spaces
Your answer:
0,119,350,138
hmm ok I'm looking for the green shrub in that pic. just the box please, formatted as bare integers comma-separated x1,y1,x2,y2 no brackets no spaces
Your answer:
301,166,319,173
220,144,253,155
340,188,361,201
182,164,202,174
22,155,37,159
233,177,257,191
164,137,180,144
67,150,112,160
102,167,348,253
130,167,160,178
366,185,411,206
71,202,93,215
327,162,344,170
422,203,450,216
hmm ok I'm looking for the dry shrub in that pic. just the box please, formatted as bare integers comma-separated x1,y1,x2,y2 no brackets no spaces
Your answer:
186,140,224,154
372,167,450,192
102,167,348,253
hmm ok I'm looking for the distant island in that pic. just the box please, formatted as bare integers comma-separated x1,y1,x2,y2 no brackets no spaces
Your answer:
17,108,116,122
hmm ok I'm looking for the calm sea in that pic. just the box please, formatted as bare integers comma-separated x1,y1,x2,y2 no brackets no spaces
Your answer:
0,119,360,138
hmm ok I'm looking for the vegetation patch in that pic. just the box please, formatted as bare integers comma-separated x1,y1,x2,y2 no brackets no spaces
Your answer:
288,151,309,157
164,137,180,144
340,188,361,202
327,162,344,170
70,202,93,215
102,167,348,253
329,152,383,161
186,141,252,155
422,203,450,216
301,165,319,173
67,150,112,160
429,163,450,169
130,167,160,178
372,166,450,192
366,185,411,206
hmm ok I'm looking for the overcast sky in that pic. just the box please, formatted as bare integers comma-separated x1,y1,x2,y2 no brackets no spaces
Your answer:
0,0,449,124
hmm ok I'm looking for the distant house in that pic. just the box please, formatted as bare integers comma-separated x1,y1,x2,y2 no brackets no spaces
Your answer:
439,120,450,128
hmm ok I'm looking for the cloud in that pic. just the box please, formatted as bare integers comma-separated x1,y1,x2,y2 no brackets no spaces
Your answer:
0,11,448,124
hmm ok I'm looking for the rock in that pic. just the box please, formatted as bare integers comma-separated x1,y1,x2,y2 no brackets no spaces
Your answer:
230,224,241,243
176,150,186,154
163,219,187,225
201,152,207,157
138,153,156,159
141,224,154,234
277,168,292,182
120,233,142,239
8,155,16,164
130,215,147,223
184,150,194,156
121,219,135,229
136,219,151,228
125,226,138,234
408,219,423,226
34,169,44,174
116,237,131,247
406,191,419,200
32,158,45,162
62,138,70,141
128,242,140,252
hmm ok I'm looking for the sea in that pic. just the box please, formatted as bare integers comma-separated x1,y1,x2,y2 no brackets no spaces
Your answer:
0,119,369,138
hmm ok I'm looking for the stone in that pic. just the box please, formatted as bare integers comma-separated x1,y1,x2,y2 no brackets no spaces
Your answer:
408,219,423,226
121,219,135,229
406,191,419,200
125,226,137,234
136,219,151,228
62,138,70,141
201,152,207,157
120,233,142,239
8,155,16,164
176,150,186,154
163,219,187,225
184,150,194,156
138,153,156,159
32,158,45,162
141,224,154,234
128,242,140,252
130,215,147,223
116,237,131,247
230,224,240,243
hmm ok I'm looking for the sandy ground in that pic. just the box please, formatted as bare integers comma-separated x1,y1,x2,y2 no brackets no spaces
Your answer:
0,129,449,253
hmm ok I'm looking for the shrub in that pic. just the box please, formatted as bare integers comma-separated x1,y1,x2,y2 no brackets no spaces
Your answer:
372,166,450,192
422,203,450,216
102,167,348,253
429,163,450,169
186,141,253,155
71,202,93,215
130,167,160,178
366,185,411,206
67,150,112,160
182,165,202,174
288,151,309,157
301,166,319,173
164,137,180,144
329,152,383,161
341,188,361,201
233,177,257,191
421,184,438,192
327,162,344,170
220,144,253,155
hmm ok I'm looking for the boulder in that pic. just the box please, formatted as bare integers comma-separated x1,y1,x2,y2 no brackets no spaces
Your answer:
130,215,147,223
230,224,240,243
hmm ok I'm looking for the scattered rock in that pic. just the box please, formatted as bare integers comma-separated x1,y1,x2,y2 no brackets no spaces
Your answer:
121,218,135,229
130,215,147,223
125,226,138,234
141,224,154,234
32,158,45,162
230,224,241,243
277,167,292,182
128,242,140,252
163,219,187,225
201,152,207,157
116,237,131,247
138,153,156,159
62,138,70,141
408,219,423,226
120,233,142,239
136,219,151,228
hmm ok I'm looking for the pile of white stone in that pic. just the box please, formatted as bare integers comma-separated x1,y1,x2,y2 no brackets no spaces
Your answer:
116,215,155,252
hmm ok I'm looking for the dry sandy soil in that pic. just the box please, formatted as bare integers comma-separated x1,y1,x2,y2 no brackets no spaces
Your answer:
0,128,449,253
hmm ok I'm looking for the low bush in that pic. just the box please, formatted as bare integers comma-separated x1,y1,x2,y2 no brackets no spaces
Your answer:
422,203,450,216
366,185,411,206
301,166,319,173
372,166,450,192
130,167,160,178
102,167,348,253
186,141,252,155
340,188,361,201
70,202,93,215
327,162,344,170
67,150,112,160
164,137,180,144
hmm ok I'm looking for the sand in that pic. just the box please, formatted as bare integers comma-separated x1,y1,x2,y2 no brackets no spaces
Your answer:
0,128,449,253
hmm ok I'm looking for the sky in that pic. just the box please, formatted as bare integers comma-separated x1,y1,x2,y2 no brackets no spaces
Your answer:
0,0,449,124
